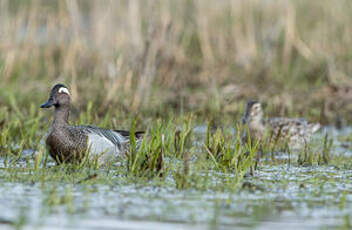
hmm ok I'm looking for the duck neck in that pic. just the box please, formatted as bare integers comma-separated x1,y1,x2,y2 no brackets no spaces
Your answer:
53,105,70,127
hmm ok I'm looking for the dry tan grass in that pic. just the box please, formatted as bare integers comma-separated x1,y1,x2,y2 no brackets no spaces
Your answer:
0,0,351,122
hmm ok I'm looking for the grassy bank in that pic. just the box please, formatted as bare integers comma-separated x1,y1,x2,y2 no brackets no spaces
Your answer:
0,0,351,124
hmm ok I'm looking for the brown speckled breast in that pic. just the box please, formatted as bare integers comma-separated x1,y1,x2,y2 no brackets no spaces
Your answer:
46,126,88,163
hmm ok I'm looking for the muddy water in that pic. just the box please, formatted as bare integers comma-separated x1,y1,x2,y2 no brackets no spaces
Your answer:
0,127,351,230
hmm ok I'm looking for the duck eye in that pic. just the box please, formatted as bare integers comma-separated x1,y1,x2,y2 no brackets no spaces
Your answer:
58,87,70,95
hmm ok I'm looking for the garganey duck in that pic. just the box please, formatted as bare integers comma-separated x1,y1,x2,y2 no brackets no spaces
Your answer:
241,100,320,150
40,84,144,164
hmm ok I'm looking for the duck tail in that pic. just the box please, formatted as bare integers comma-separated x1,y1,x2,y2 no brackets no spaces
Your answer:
134,131,145,139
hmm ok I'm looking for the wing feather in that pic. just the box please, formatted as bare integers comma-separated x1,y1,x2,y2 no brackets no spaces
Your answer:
78,126,125,148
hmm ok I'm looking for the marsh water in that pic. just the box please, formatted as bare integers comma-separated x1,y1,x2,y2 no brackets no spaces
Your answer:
0,127,351,230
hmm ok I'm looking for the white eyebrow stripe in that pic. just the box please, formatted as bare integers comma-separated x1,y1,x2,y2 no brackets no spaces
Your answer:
58,87,70,95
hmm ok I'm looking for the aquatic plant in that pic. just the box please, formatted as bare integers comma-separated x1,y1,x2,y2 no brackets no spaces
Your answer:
127,118,166,178
205,123,257,181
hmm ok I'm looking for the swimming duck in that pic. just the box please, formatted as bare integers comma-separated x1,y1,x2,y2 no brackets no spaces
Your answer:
40,84,144,164
241,100,320,150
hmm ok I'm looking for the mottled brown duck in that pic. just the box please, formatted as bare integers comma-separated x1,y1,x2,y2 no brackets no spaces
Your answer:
241,100,320,150
40,84,144,164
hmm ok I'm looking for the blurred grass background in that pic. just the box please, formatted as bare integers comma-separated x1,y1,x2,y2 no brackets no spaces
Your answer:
0,0,351,124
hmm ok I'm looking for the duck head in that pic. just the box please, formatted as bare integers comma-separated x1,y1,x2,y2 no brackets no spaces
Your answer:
40,84,71,109
243,100,264,122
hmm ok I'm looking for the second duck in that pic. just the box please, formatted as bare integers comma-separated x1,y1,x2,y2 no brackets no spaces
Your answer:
241,100,320,150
